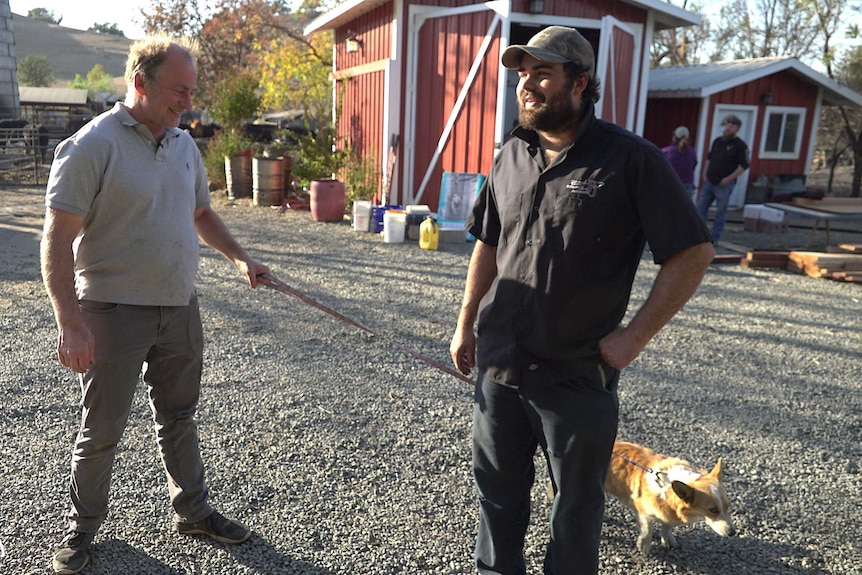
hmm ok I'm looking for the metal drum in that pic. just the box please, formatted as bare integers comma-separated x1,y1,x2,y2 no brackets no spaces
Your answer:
252,157,285,207
225,154,252,200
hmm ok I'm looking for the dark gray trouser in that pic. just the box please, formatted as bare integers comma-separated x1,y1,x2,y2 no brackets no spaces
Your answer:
473,364,619,575
67,293,212,534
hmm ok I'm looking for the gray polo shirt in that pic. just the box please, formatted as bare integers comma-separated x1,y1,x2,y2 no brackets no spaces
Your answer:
45,103,210,306
467,103,712,387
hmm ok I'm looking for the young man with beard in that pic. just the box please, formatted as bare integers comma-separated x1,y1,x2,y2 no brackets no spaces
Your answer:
449,26,714,575
696,114,750,242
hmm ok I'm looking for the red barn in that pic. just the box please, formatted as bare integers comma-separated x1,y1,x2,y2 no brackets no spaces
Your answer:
305,0,700,211
645,57,862,208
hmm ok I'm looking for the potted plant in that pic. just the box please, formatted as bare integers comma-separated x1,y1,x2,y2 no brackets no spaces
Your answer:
206,129,255,199
205,73,261,199
292,124,350,221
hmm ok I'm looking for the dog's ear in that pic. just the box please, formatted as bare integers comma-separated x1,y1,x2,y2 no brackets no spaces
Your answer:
671,480,696,505
709,458,724,480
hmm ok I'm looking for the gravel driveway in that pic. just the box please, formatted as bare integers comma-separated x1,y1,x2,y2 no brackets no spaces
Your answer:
1,185,860,574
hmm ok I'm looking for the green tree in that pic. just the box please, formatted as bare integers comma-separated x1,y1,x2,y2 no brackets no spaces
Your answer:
831,46,862,197
208,72,262,131
27,7,60,24
141,0,290,108
68,64,116,98
653,0,859,69
651,0,712,67
203,73,260,185
17,54,54,87
258,2,340,182
258,30,331,122
89,22,126,37
709,0,823,61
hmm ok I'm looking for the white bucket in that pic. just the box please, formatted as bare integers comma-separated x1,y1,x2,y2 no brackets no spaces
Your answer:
353,200,371,232
383,211,407,243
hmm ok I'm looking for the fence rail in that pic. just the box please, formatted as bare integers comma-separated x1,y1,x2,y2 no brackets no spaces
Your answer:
0,126,55,186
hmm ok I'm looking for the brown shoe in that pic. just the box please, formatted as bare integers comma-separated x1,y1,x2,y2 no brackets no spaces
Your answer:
173,510,251,544
52,531,94,574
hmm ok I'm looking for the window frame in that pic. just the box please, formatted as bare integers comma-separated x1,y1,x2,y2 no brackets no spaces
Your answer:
758,106,807,160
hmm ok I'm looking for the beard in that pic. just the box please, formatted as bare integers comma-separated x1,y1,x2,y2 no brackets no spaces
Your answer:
518,85,578,133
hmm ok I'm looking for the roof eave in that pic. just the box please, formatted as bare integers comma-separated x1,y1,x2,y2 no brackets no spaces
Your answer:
648,58,862,108
647,89,703,99
304,0,389,35
623,0,701,30
305,0,702,35
782,60,862,107
820,84,862,107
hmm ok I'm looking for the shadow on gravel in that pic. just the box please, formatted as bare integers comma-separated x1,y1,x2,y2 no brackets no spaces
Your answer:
90,540,185,574
222,535,338,574
90,536,335,574
647,534,824,575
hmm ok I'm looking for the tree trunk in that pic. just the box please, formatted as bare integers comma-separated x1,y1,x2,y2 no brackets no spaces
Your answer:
852,148,861,197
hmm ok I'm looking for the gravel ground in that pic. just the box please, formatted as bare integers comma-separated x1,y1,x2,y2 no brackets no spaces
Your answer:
1,185,860,575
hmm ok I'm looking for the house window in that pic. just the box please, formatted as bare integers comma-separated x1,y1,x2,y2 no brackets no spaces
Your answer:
759,106,806,160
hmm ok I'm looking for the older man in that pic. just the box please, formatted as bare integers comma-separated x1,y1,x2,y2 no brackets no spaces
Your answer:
41,36,268,574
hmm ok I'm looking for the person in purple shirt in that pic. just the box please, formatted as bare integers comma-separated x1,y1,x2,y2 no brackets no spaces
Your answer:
662,126,698,201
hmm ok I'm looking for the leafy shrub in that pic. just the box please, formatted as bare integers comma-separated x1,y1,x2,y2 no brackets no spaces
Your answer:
202,129,255,189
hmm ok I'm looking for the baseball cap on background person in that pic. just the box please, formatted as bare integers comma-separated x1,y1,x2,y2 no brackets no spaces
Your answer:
673,126,689,139
722,114,742,126
501,26,595,77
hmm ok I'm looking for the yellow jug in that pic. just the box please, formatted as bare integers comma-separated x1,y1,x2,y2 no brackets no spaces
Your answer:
419,216,439,251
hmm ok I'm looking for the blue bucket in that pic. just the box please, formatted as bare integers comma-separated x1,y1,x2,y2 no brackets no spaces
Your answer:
372,205,402,234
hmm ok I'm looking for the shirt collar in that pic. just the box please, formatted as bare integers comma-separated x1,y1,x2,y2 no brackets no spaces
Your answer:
111,102,183,141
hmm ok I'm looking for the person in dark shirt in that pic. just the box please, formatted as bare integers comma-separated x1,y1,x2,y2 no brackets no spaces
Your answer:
697,115,750,242
449,26,714,575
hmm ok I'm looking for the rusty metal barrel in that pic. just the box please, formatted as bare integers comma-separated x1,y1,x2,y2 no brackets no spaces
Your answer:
253,157,285,207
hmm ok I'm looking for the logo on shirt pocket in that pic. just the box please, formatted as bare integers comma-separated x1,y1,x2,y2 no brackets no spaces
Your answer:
566,179,605,198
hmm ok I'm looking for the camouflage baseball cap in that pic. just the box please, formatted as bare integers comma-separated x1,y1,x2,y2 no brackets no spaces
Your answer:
722,114,742,126
501,26,595,76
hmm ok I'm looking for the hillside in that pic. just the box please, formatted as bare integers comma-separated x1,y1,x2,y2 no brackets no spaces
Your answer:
12,13,131,89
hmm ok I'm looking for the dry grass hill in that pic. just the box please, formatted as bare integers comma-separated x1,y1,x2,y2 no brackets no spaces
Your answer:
12,13,131,89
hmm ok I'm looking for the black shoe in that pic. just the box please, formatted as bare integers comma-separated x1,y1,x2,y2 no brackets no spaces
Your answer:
173,510,251,544
52,531,94,574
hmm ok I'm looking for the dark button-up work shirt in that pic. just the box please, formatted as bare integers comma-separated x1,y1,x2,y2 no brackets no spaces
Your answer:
466,104,712,388
705,136,749,184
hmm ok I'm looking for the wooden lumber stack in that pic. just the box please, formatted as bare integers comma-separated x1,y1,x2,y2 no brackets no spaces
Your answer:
838,244,862,254
742,250,790,269
712,254,744,265
787,251,862,283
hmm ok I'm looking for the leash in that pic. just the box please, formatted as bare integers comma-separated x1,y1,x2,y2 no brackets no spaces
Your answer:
612,451,669,488
257,273,475,386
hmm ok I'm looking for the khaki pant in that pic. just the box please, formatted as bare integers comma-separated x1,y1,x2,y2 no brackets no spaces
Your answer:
68,293,212,533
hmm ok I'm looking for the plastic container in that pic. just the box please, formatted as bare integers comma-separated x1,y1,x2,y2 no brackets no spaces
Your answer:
419,216,439,251
383,211,407,243
310,179,346,222
353,200,371,232
373,205,402,234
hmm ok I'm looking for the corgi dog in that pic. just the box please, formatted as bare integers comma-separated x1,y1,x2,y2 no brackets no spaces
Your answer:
603,441,736,554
